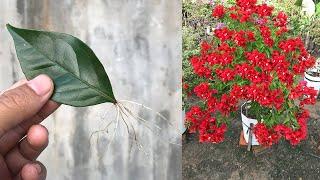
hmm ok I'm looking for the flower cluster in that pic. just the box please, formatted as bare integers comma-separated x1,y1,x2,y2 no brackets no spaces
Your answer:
185,0,317,145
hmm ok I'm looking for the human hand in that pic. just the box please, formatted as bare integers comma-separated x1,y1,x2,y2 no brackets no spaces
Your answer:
0,75,59,180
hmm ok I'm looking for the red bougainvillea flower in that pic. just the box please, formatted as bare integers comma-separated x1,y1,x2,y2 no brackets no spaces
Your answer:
216,94,237,116
255,4,274,17
199,117,227,143
254,123,281,146
289,81,317,106
183,83,189,90
233,30,247,47
193,82,217,100
273,110,310,145
206,97,218,112
274,11,288,27
258,25,274,47
246,31,256,41
276,27,288,36
185,106,205,133
200,41,212,54
218,42,236,53
216,68,235,82
236,0,257,9
190,56,212,78
278,38,304,53
214,27,234,42
212,5,225,18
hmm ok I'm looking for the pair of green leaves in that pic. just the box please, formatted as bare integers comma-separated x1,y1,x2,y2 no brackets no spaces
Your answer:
7,24,116,107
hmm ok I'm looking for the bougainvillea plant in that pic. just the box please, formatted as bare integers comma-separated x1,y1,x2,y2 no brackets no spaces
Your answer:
184,0,317,146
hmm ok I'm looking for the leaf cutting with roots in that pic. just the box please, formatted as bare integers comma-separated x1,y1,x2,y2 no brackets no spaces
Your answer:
7,24,181,157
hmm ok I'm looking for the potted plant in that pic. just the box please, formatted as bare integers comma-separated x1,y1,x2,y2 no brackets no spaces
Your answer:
184,0,317,147
305,58,320,95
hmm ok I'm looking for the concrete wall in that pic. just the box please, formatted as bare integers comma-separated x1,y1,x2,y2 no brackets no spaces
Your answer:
0,0,182,179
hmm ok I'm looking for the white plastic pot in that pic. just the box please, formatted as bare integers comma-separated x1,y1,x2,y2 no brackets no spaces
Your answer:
241,102,259,145
304,72,320,94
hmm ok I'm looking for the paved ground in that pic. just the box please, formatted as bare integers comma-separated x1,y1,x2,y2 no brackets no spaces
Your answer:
183,100,320,180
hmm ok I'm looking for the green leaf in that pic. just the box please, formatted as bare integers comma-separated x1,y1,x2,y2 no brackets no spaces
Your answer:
7,24,116,107
295,0,303,7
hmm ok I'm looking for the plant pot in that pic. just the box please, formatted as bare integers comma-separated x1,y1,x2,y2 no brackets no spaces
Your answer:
241,102,259,146
304,72,320,94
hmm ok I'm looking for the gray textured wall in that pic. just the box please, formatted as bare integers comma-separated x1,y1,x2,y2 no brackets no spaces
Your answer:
0,0,182,179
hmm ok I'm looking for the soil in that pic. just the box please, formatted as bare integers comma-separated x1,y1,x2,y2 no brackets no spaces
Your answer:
182,101,320,180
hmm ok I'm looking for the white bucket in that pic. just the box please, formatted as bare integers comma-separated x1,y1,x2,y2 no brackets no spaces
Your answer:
304,72,320,94
241,102,260,145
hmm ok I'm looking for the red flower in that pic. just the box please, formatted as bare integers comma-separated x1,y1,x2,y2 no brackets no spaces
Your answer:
230,13,238,20
214,28,234,42
274,11,287,27
245,50,267,66
233,30,247,47
216,94,237,115
276,27,288,36
199,117,227,143
185,106,206,133
201,41,212,54
212,5,225,18
246,31,256,41
259,26,274,47
230,85,246,99
278,38,303,53
236,0,257,9
193,83,217,100
216,68,235,82
255,4,274,17
218,43,236,53
207,97,218,112
254,123,280,146
277,70,293,86
190,56,212,78
183,83,189,90
289,81,317,106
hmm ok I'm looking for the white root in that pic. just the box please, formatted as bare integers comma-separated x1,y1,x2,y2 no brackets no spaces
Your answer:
120,103,162,131
119,103,182,147
118,106,134,158
91,100,182,160
118,104,151,158
119,100,181,134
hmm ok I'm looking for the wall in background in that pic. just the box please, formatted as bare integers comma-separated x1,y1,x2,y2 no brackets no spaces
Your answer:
0,0,182,179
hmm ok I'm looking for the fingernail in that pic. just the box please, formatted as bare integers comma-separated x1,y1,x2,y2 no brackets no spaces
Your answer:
33,163,42,174
27,75,52,96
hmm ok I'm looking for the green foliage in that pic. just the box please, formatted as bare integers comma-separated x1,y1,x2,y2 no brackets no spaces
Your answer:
7,24,116,107
316,2,320,16
182,1,214,109
307,17,320,46
295,0,303,6
272,0,320,48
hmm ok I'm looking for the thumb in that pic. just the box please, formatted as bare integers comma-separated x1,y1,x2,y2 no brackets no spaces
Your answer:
0,75,54,134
